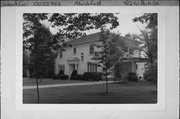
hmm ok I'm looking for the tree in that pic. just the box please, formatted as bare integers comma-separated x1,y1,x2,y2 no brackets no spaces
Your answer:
133,13,157,82
28,26,55,78
49,13,119,39
92,28,126,93
27,25,55,103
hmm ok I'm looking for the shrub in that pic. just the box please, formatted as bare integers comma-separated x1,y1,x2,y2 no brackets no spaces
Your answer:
53,74,69,80
77,74,84,80
127,72,138,82
70,69,78,80
144,63,157,83
83,72,102,81
58,69,64,75
93,72,103,81
53,70,68,80
83,72,93,81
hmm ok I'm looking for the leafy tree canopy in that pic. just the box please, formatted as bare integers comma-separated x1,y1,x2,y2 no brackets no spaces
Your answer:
23,13,119,45
133,13,157,29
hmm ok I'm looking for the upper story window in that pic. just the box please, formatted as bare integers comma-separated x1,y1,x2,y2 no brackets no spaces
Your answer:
124,47,128,53
89,44,94,55
87,63,97,72
81,53,84,61
73,47,76,54
59,52,63,59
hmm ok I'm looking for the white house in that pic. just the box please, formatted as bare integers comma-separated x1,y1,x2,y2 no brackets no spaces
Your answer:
54,32,147,79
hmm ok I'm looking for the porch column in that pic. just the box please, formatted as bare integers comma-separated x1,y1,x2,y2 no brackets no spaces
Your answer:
76,64,78,72
131,61,136,73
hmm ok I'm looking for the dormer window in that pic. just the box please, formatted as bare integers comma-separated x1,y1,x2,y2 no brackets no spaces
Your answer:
129,48,134,55
73,47,76,54
89,44,94,54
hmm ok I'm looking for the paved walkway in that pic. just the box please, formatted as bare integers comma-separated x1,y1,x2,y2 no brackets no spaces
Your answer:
23,81,118,90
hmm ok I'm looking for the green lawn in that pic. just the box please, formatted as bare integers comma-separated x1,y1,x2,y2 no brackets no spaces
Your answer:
23,78,90,86
23,81,157,104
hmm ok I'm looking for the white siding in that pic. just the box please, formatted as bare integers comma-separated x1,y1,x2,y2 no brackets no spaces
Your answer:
55,42,101,76
55,40,145,78
136,62,146,77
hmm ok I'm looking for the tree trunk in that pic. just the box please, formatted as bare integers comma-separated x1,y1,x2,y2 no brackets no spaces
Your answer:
105,68,108,94
35,39,40,103
35,77,40,103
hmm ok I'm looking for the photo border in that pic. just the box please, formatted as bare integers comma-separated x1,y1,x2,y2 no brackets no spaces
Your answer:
15,6,166,111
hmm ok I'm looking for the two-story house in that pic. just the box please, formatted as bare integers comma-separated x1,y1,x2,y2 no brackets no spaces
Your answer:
54,32,147,79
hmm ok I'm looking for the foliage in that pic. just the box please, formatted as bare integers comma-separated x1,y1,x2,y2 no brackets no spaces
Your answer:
113,63,122,80
133,13,157,82
70,69,78,80
133,13,157,29
92,28,127,93
93,28,126,80
127,72,138,82
83,72,102,81
28,26,55,78
53,74,69,80
23,49,30,77
77,74,84,80
49,13,119,39
133,13,157,62
53,69,68,80
23,13,119,41
144,63,157,83
58,69,64,75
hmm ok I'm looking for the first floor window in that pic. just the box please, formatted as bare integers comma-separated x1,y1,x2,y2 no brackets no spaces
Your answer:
58,64,65,72
87,63,97,72
73,47,76,54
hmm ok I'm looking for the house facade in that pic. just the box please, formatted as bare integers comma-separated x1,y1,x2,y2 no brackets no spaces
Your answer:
54,32,146,79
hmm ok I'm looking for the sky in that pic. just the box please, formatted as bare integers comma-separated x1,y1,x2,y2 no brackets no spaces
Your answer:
42,13,147,37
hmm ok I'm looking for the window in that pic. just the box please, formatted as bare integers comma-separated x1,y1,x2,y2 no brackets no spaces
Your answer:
124,47,128,52
81,53,84,61
59,52,63,59
89,44,94,55
58,64,65,72
87,63,97,72
129,48,134,55
73,47,76,54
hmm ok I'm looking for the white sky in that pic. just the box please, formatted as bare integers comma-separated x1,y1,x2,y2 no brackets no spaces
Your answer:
42,13,147,36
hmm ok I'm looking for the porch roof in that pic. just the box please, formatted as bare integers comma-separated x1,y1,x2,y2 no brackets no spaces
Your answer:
122,58,149,62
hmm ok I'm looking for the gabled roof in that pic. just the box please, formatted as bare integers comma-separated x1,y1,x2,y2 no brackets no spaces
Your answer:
67,32,100,46
67,32,141,48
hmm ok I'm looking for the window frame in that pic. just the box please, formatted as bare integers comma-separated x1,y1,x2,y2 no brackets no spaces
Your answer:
81,52,84,61
87,63,97,72
58,64,65,72
89,44,94,55
73,47,77,54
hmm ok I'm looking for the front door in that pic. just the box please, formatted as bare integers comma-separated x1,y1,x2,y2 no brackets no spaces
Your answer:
69,64,75,76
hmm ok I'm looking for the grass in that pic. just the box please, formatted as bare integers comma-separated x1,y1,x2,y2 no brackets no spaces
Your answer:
23,78,90,86
23,81,157,104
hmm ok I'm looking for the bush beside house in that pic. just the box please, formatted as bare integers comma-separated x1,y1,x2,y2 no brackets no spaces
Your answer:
127,72,138,82
70,69,78,80
83,72,102,81
53,69,69,80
